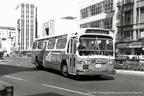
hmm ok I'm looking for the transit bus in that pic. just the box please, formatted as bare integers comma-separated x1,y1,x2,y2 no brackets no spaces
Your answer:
31,28,116,77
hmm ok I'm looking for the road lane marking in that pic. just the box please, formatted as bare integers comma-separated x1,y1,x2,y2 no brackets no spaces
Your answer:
41,84,95,96
4,75,27,81
2,75,94,96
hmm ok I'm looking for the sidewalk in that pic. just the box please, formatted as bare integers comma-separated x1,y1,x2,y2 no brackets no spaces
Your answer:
116,70,144,76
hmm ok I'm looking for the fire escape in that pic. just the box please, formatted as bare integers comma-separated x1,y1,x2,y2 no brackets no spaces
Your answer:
116,0,134,42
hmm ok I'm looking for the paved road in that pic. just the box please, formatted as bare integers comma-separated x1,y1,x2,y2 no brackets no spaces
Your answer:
0,57,144,96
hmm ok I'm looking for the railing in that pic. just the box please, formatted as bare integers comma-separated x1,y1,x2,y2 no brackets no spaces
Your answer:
137,0,144,7
124,0,134,4
117,1,123,7
115,55,144,71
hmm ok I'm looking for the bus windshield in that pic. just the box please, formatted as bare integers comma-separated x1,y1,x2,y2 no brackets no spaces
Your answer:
78,35,113,56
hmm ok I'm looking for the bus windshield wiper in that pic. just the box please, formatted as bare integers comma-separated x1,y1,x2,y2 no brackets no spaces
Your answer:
88,37,110,56
99,43,109,56
88,37,100,56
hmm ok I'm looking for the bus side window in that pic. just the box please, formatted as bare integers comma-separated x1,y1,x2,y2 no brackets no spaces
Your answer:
67,41,70,53
38,41,43,49
56,39,67,49
33,42,37,49
43,41,47,49
47,39,56,49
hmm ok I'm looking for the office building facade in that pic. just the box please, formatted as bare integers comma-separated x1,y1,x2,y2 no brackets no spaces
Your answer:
42,16,78,37
79,0,118,34
117,0,144,55
15,3,38,51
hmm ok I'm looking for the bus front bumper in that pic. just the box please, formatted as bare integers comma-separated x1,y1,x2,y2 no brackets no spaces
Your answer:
76,70,116,76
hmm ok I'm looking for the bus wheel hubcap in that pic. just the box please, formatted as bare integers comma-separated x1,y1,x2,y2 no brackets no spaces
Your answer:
62,65,68,76
63,66,67,73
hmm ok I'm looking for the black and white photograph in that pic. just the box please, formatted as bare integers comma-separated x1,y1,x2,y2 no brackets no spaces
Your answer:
0,0,144,96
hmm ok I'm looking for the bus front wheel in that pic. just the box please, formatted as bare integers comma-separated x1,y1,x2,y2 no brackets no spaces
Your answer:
61,64,69,77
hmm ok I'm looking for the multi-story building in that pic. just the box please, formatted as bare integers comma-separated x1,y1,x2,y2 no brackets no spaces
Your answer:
42,16,78,37
79,0,118,34
0,26,16,55
116,0,144,55
0,26,16,38
15,3,38,52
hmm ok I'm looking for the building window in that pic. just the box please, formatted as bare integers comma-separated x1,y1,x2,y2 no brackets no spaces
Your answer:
80,23,90,28
124,11,133,25
80,7,89,19
90,4,96,16
136,30,139,40
80,17,112,29
103,17,113,29
91,20,102,28
140,29,144,38
104,0,113,12
90,2,103,16
140,8,144,23
136,9,139,24
81,1,104,19
124,0,134,4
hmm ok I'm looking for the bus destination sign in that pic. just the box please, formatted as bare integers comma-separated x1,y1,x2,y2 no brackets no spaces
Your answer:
86,29,109,34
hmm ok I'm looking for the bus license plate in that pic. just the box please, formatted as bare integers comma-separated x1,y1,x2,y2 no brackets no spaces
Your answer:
83,65,89,69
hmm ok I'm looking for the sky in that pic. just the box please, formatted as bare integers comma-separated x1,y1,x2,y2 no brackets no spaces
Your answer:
0,0,80,32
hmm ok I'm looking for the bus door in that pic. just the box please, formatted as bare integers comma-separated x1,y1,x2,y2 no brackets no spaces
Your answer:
39,40,47,64
68,38,77,74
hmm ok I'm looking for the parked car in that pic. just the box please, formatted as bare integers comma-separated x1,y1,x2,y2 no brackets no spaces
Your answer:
0,80,14,96
0,51,5,60
138,59,144,71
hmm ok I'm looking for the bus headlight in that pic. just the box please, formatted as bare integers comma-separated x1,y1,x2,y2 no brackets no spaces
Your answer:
77,60,91,65
85,60,91,65
6,86,14,96
108,60,114,65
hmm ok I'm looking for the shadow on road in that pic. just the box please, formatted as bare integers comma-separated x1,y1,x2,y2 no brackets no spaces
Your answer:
0,62,115,81
25,92,64,96
44,68,115,81
0,64,38,76
69,75,115,81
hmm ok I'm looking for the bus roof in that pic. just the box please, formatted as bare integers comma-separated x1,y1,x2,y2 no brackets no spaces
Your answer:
77,28,111,31
74,28,113,36
34,33,68,41
35,28,113,41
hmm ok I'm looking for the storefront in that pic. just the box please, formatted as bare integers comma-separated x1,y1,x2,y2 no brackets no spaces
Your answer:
116,41,144,55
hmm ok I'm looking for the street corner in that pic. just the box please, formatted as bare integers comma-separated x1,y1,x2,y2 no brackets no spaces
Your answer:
116,70,144,76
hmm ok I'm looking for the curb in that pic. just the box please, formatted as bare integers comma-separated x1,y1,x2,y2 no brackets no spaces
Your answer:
0,59,7,62
116,70,144,76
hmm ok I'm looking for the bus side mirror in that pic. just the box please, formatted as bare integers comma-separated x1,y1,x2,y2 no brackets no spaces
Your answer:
74,39,78,43
115,49,118,53
76,43,79,48
74,39,79,50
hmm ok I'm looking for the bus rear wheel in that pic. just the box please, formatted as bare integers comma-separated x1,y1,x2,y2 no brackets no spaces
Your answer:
62,64,69,77
35,59,42,69
93,75,101,78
